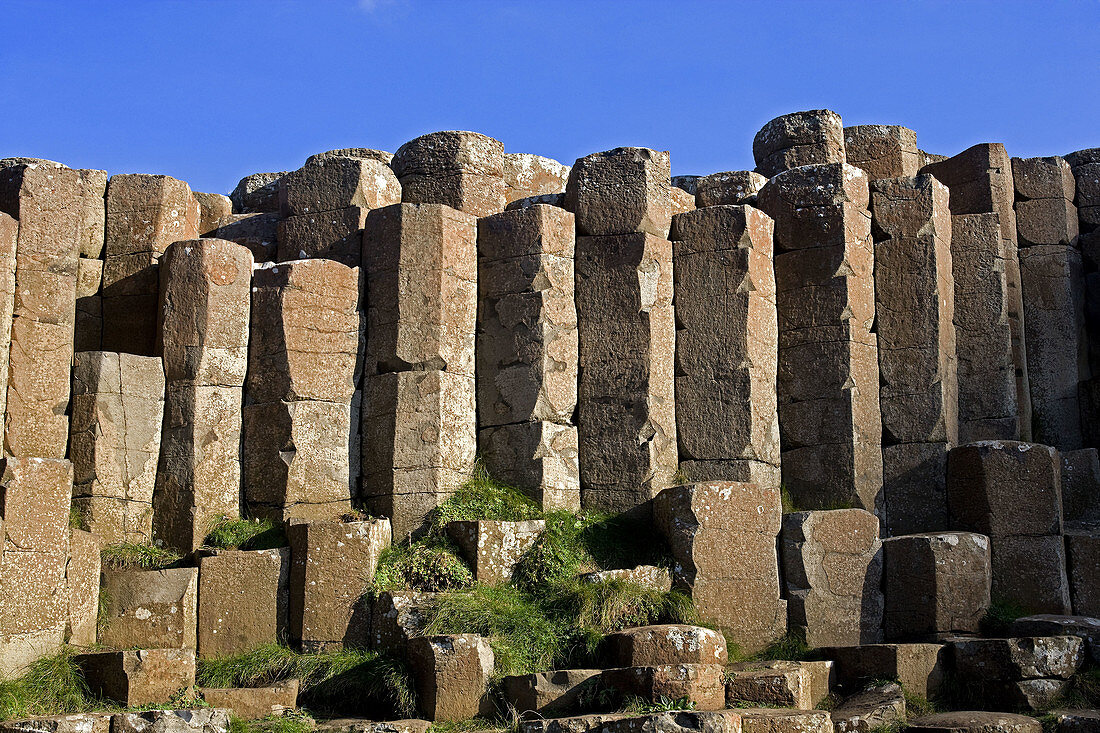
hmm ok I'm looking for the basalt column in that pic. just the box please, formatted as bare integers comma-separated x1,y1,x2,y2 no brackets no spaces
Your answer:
362,203,478,539
476,205,580,509
565,147,677,514
244,258,362,521
392,131,507,218
869,174,957,535
670,204,780,487
757,163,883,514
153,239,253,553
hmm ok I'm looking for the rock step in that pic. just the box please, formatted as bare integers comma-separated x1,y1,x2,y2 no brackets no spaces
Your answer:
906,712,1042,733
520,710,828,733
0,710,231,733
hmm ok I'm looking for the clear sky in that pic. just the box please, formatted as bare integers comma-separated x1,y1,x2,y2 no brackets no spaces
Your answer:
1,0,1097,195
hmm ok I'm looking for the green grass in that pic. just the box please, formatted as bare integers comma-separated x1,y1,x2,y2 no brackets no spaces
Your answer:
979,598,1029,636
752,629,813,662
0,650,95,720
429,462,543,530
195,643,415,717
780,484,798,514
903,686,941,718
204,516,287,551
622,695,696,714
229,712,315,733
100,542,183,570
1044,667,1100,711
373,535,475,593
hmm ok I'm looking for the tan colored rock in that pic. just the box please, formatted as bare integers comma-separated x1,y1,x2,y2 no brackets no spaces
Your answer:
605,624,728,667
66,529,102,647
576,232,677,513
111,709,230,733
737,708,833,733
823,643,947,699
102,173,200,354
77,169,107,259
74,258,102,352
0,713,111,733
197,548,289,658
445,520,544,585
1020,245,1087,449
672,205,779,482
392,131,505,217
1013,157,1076,203
200,680,299,719
844,126,919,181
287,518,390,651
653,482,785,653
907,712,1041,733
882,532,990,640
781,509,883,647
600,664,726,711
408,634,494,721
361,370,476,539
725,660,834,710
501,669,603,716
753,109,846,178
73,649,196,706
503,153,570,203
950,213,1021,442
194,192,233,236
154,239,252,553
212,212,280,262
370,590,436,655
244,258,361,521
230,172,287,214
275,207,366,266
99,567,198,650
565,147,672,237
479,422,580,511
0,628,64,680
0,212,16,449
1010,614,1100,665
279,156,400,217
70,351,164,544
670,187,696,216
579,565,672,592
695,171,767,208
364,203,477,377
830,682,905,733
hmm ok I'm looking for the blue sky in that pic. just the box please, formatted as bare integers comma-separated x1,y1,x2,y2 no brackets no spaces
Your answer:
1,0,1097,195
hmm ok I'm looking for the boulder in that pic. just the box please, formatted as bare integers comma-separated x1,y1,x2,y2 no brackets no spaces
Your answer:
503,153,569,203
737,708,833,733
564,147,672,237
600,712,743,733
844,125,919,180
1009,615,1100,665
694,171,767,207
501,669,602,716
600,664,726,711
0,714,111,733
211,212,280,262
194,192,233,236
391,131,505,217
111,709,230,733
279,156,400,217
276,207,367,266
906,712,1041,733
830,682,905,733
725,660,834,710
230,172,287,214
199,680,299,720
953,636,1083,680
753,109,846,178
579,566,672,592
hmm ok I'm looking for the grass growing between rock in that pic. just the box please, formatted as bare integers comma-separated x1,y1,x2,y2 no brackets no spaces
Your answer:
979,598,1029,636
204,516,287,551
229,713,315,733
0,651,94,721
100,542,183,570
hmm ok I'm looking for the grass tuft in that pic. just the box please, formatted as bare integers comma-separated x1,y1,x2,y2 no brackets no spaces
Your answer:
902,687,940,718
979,598,1029,636
780,484,799,514
373,535,474,593
0,650,95,721
196,643,415,717
750,628,813,662
230,712,315,733
204,516,287,551
429,462,543,531
101,542,183,570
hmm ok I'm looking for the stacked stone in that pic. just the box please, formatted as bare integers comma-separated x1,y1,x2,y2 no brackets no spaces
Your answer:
0,213,15,453
362,203,478,539
1066,150,1100,444
869,174,958,535
276,153,400,266
1012,157,1086,450
0,458,74,678
392,131,507,218
844,126,919,181
753,109,845,177
476,205,580,508
947,441,1071,614
74,169,107,352
102,174,200,355
565,148,677,513
153,239,253,553
757,161,884,513
922,144,1031,441
671,204,779,487
70,351,165,544
693,171,767,207
243,258,362,521
502,153,569,204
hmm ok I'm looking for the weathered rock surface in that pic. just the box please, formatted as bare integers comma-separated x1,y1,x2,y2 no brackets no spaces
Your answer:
197,548,290,658
479,422,580,512
199,680,299,720
212,212,280,262
408,634,494,722
695,171,767,208
1062,449,1100,523
503,153,569,203
1065,528,1100,617
392,131,505,217
565,147,672,237
370,590,436,655
1009,615,1100,665
823,643,947,698
99,567,198,650
112,709,230,733
230,172,287,214
600,664,726,711
0,212,17,448
830,682,905,733
725,660,834,710
279,155,400,217
737,708,833,733
907,712,1041,733
605,624,728,667
501,669,602,716
276,207,368,266
445,519,544,585
754,109,846,178
73,649,196,706
579,566,672,592
65,529,102,647
844,126,919,180
0,713,112,733
194,192,233,236
952,636,1083,681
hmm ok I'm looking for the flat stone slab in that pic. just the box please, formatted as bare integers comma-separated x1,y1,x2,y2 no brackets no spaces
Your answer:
906,712,1042,733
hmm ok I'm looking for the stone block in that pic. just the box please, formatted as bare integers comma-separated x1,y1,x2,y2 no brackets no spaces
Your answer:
576,232,677,513
1020,246,1087,449
737,709,833,733
907,712,1041,733
1013,157,1076,203
364,203,477,377
653,482,785,653
370,590,436,655
479,422,580,511
0,714,111,733
579,566,672,592
882,532,990,640
361,370,476,539
757,164,870,252
0,213,16,449
672,205,779,476
197,548,290,659
313,720,430,733
694,171,767,207
603,712,745,733
599,664,726,711
408,634,494,721
950,213,1021,442
287,518,390,650
306,148,393,166
0,628,64,680
76,169,107,259
200,680,299,719
501,669,603,716
823,643,947,698
1010,614,1100,665
66,529,102,647
672,176,699,195
503,153,570,203
1062,449,1100,522
99,567,198,650
0,456,73,554
70,351,164,544
870,174,957,445
947,441,1063,537
445,520,544,585
392,131,505,217
605,624,728,667
992,533,1072,615
73,649,196,706
952,636,1083,681
753,109,846,178
112,709,230,733
671,187,695,216
1066,529,1100,617
1051,711,1100,733
279,156,400,217
564,147,672,237
194,192,233,236
882,442,950,537
844,125,919,180
520,714,634,733
780,509,884,647
1017,198,1079,247
725,660,833,710
506,193,566,211
0,551,68,638
830,682,905,733
276,207,367,266
230,172,287,214
1071,162,1100,216
212,212,280,263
